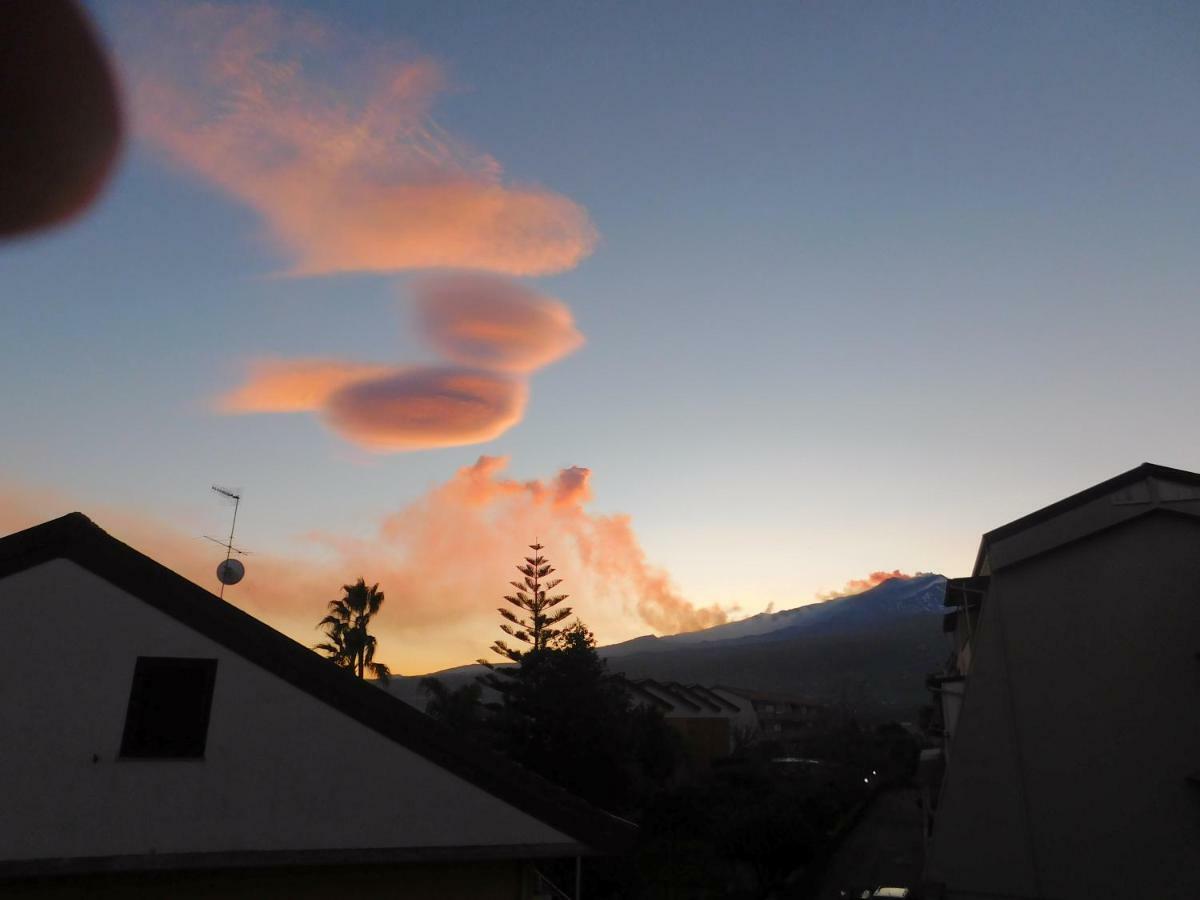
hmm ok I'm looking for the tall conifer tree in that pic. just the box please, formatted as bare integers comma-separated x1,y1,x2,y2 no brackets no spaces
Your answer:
487,542,573,661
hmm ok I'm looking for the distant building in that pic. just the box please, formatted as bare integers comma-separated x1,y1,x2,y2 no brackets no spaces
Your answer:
715,686,831,750
0,514,631,899
617,678,759,763
617,678,833,763
923,463,1200,900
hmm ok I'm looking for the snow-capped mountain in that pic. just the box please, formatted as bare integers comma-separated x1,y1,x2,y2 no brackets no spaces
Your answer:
405,574,949,719
603,573,946,657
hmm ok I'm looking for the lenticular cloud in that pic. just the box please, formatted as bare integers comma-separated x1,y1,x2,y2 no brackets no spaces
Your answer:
413,273,585,373
323,368,528,451
217,273,586,451
173,4,594,450
123,2,596,277
216,359,396,414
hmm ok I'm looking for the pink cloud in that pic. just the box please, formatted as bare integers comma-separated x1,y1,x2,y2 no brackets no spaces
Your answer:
216,359,528,451
121,2,596,276
371,456,729,636
816,570,914,601
216,358,396,413
1,457,727,672
323,368,528,451
412,273,585,373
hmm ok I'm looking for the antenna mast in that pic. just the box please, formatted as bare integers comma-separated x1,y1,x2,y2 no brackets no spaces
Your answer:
207,485,249,599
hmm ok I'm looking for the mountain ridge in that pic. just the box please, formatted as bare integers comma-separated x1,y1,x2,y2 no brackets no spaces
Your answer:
602,573,946,656
393,574,949,719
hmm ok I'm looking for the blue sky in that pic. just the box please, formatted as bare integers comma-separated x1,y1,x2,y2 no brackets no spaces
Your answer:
3,1,1198,665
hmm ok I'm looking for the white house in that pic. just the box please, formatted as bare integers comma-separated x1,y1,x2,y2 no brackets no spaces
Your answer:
0,513,632,898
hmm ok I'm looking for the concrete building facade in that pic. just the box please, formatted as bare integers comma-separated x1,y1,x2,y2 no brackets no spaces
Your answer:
924,463,1200,900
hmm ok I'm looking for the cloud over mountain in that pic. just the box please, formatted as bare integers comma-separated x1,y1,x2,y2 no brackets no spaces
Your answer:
1,458,725,672
816,569,915,601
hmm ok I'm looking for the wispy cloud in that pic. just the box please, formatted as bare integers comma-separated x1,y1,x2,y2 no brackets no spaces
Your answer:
124,5,596,451
2,459,726,672
413,273,585,373
375,456,730,635
121,2,596,276
216,359,396,413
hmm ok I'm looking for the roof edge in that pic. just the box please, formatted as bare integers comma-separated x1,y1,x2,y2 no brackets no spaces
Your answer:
973,462,1200,575
0,514,635,855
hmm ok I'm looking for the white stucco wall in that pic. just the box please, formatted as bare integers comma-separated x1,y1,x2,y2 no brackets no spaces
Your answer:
708,688,760,734
0,559,574,862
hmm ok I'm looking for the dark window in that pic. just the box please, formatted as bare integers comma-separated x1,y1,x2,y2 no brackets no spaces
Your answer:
120,657,218,759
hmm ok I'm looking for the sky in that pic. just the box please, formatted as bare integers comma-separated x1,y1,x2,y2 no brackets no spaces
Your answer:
3,1,1199,673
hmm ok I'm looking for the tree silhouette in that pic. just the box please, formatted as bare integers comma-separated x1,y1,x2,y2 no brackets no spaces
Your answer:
420,677,484,733
492,621,677,812
315,578,392,683
486,542,573,662
472,548,684,813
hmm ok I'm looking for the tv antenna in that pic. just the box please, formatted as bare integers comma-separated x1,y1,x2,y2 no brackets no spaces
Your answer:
206,485,250,599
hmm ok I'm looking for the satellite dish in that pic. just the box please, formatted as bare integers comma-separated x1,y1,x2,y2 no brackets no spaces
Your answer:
216,558,245,586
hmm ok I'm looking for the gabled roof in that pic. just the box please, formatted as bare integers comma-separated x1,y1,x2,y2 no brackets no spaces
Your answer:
660,682,718,712
612,675,672,710
639,679,702,711
973,462,1200,575
618,679,744,715
0,513,633,858
687,684,741,713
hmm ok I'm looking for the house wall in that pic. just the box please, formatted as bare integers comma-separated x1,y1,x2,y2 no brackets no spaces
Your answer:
928,512,1200,899
708,688,760,735
0,560,575,863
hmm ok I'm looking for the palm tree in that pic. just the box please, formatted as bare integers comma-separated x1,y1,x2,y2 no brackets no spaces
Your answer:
315,578,392,683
